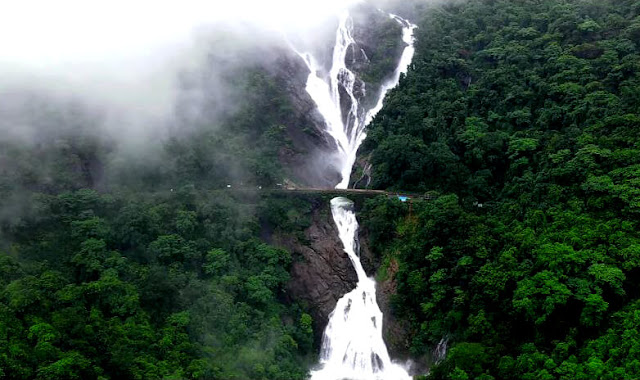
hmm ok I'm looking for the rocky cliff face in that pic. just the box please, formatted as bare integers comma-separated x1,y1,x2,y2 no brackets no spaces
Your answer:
269,48,348,188
349,5,405,108
264,48,343,188
359,224,415,365
376,258,413,358
252,4,406,190
273,202,357,342
270,197,412,362
265,2,411,357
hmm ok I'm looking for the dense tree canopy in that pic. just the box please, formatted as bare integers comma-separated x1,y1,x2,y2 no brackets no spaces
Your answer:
0,48,319,378
3,0,640,378
0,188,316,379
360,0,640,378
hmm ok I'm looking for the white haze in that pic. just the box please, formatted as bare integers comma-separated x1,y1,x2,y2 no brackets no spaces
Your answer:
1,0,360,63
0,0,364,142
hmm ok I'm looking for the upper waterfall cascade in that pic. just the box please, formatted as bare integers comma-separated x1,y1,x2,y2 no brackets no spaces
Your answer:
296,11,417,190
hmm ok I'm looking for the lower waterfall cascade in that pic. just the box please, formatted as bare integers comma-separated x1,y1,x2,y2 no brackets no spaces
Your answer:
310,198,411,380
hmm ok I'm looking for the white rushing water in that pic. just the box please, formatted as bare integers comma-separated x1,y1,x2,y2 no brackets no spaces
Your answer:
296,11,416,189
310,198,411,380
364,14,417,126
294,8,418,380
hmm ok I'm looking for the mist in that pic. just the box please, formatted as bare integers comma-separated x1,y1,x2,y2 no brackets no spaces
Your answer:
0,0,431,202
0,0,367,144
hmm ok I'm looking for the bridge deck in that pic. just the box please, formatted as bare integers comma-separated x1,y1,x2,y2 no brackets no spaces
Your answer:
222,187,436,200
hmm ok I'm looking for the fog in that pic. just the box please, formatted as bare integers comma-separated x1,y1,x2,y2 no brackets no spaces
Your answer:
1,0,359,64
0,0,429,242
0,0,431,201
0,0,365,144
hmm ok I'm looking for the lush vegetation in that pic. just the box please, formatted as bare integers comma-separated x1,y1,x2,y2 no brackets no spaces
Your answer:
0,65,299,202
360,0,640,378
4,0,640,378
0,187,318,379
0,50,319,377
352,4,405,108
0,8,404,377
160,67,298,190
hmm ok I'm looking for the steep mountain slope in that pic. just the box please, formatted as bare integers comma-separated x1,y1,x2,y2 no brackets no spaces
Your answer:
0,4,411,379
356,0,640,379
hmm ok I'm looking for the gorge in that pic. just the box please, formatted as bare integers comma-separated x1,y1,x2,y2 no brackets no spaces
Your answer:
290,7,418,379
310,198,411,379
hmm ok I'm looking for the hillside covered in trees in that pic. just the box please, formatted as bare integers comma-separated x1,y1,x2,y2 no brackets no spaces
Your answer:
0,4,408,377
0,61,323,379
359,0,640,379
0,188,319,379
0,39,324,380
2,0,640,379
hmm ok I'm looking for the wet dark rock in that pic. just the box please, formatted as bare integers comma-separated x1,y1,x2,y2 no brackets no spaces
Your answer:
273,198,412,362
356,225,379,278
265,48,342,188
275,203,358,342
349,4,405,108
358,222,414,364
257,4,405,190
375,257,419,369
350,154,374,189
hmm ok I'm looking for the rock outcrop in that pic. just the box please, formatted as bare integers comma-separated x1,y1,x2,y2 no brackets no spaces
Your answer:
266,48,343,188
376,258,413,359
267,2,412,357
349,4,405,108
253,4,406,190
273,197,412,360
274,202,358,342
359,223,415,365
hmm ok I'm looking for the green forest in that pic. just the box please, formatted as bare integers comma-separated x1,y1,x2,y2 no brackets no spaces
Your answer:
0,189,317,379
0,61,317,378
360,0,640,378
2,0,640,379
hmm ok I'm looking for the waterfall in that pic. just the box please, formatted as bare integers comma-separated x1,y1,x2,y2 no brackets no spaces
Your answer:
433,338,449,364
295,11,417,189
292,8,418,380
310,198,411,380
363,14,417,126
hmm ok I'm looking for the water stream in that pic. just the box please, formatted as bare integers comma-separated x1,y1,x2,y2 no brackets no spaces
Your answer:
294,9,417,380
296,11,416,189
309,198,411,380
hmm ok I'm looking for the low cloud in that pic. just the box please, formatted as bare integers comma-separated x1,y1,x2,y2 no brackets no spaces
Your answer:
0,0,368,145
